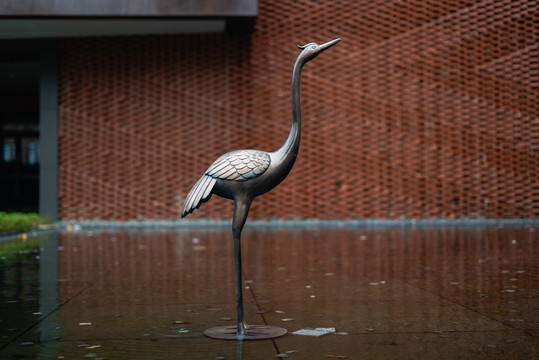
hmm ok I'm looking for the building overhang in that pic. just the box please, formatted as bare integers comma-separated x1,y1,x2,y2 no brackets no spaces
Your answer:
0,0,258,38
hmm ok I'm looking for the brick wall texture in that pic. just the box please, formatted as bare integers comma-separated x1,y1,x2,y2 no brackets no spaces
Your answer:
58,0,538,220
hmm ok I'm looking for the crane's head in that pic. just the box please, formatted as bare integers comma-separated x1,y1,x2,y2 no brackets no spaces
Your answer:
298,38,341,62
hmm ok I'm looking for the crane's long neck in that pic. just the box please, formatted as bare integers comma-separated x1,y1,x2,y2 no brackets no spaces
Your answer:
274,55,305,164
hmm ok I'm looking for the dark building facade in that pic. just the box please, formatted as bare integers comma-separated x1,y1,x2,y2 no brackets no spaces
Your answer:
1,0,538,220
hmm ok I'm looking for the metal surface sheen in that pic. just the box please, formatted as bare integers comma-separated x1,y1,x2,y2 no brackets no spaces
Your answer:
182,39,341,340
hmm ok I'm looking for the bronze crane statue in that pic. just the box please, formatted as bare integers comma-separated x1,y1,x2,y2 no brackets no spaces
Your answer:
181,38,341,340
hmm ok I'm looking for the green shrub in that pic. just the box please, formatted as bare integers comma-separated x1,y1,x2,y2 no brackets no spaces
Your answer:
0,212,51,234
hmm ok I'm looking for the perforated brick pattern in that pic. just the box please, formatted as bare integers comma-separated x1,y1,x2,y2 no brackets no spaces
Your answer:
58,0,538,220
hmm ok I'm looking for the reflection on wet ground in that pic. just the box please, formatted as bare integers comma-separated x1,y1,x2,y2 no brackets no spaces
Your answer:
0,225,537,359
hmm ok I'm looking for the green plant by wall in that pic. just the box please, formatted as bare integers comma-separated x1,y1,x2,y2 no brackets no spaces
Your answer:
0,212,51,234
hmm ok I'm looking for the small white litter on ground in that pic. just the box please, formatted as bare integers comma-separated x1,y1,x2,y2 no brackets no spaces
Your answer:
292,327,336,337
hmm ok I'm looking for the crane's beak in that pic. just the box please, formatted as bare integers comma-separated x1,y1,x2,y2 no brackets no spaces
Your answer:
318,38,341,53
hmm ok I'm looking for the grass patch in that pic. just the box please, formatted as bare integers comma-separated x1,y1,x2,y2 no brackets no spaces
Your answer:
0,212,51,234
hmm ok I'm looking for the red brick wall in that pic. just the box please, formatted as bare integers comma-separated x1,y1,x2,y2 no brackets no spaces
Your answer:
58,0,538,220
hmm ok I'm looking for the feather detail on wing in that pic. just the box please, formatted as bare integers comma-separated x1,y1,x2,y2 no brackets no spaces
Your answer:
181,175,217,217
206,150,270,181
181,150,270,218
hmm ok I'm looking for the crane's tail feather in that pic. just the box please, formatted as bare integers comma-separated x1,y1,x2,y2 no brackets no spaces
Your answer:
181,175,217,218
182,177,203,216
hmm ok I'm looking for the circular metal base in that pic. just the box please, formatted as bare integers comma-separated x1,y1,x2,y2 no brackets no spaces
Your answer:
204,325,287,341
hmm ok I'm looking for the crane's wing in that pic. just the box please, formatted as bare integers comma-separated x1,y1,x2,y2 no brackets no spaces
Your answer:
206,150,271,181
181,150,270,217
181,175,217,218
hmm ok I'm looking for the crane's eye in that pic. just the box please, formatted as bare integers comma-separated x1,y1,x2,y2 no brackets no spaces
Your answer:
311,45,316,50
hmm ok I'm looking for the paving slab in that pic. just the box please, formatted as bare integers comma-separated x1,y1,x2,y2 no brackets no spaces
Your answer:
0,225,537,359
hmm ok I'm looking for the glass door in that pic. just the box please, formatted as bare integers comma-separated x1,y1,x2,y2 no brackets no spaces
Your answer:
0,60,40,212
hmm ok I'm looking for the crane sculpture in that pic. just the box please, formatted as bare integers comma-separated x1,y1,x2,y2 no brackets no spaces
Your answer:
181,38,341,340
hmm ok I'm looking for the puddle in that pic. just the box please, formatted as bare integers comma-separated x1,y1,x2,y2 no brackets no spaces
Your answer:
0,225,537,358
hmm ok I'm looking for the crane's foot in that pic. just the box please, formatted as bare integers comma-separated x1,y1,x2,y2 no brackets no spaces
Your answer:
204,324,287,341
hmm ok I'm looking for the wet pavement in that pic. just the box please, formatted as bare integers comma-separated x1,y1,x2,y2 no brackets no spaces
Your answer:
0,224,537,359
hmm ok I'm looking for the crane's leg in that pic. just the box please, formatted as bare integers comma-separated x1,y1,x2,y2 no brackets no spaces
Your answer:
232,196,252,338
204,194,286,340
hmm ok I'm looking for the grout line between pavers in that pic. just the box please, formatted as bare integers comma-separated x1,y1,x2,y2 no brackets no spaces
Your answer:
0,270,112,350
243,269,284,354
401,278,526,334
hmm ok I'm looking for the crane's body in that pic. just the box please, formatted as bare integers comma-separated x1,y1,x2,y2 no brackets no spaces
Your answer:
181,38,341,340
